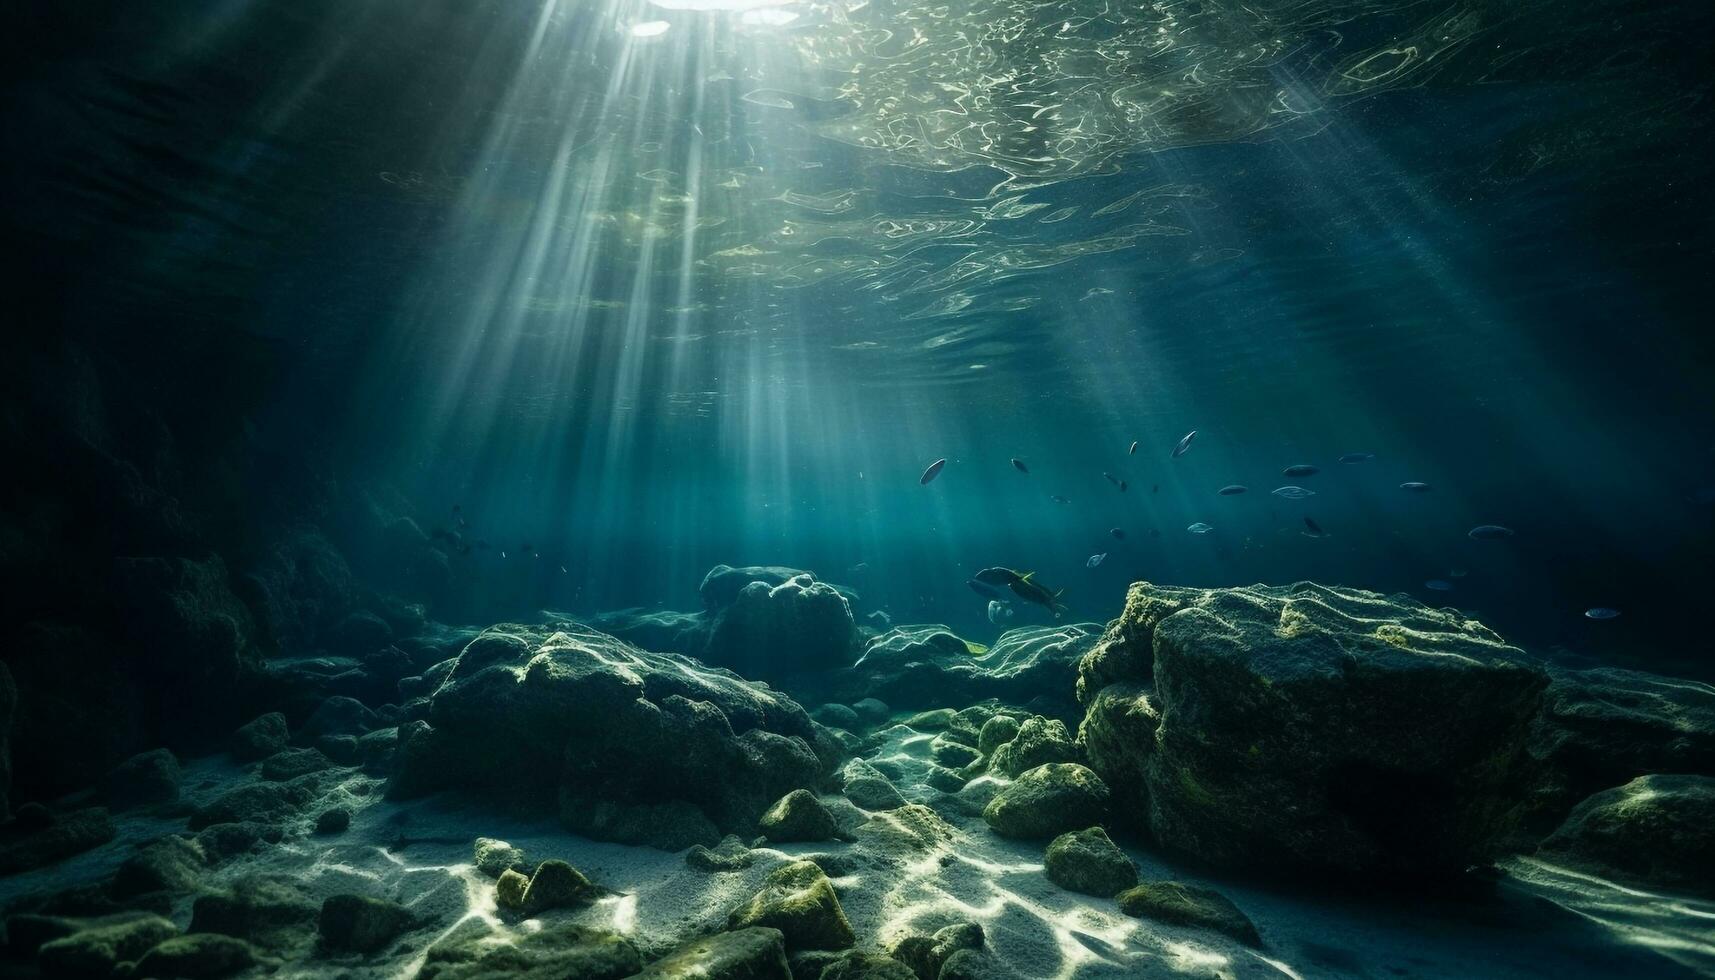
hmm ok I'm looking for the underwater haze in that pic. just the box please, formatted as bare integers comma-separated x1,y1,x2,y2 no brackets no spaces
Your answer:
3,0,1715,978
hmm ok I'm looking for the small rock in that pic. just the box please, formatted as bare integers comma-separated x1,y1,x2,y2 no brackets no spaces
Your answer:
103,749,181,808
819,950,918,980
856,804,954,851
111,836,207,898
929,737,982,769
315,735,362,765
519,859,598,914
925,765,969,794
1044,827,1137,897
260,747,337,782
231,713,288,762
987,716,1078,777
904,708,957,730
315,807,352,835
814,703,864,731
889,923,984,980
1116,881,1260,946
851,698,891,727
759,789,839,843
421,922,639,979
939,947,1007,980
686,835,755,872
632,926,789,980
977,716,1021,756
473,837,528,878
841,759,907,811
37,914,179,978
495,869,529,911
194,822,284,862
0,806,116,875
983,764,1111,839
727,859,855,951
190,780,320,831
190,876,319,955
318,894,413,953
134,933,260,978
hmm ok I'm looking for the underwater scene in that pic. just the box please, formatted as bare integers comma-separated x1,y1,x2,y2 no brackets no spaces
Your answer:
3,0,1714,977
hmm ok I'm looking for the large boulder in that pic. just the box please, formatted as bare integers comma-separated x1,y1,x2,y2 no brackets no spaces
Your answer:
703,573,857,678
1044,826,1137,897
389,623,836,848
1527,666,1715,825
1076,581,1548,878
836,624,1100,715
982,764,1111,840
699,565,813,610
1537,774,1715,897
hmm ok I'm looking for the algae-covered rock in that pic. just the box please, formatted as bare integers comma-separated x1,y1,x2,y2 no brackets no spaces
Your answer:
318,894,414,953
1074,683,1157,819
728,859,856,951
703,572,858,678
937,947,1009,980
888,922,984,980
37,914,179,978
111,835,207,898
840,624,1099,713
820,950,919,980
1044,826,1137,897
905,708,957,731
856,803,955,852
841,759,907,811
133,934,260,978
230,712,288,762
189,777,322,830
632,926,789,980
814,703,864,731
495,869,529,911
103,748,180,808
925,765,969,794
189,875,319,955
1537,774,1715,896
1527,667,1715,823
0,806,116,874
687,835,756,872
929,737,982,769
577,607,710,657
391,622,830,849
1077,581,1548,877
473,837,528,878
420,921,641,980
519,860,597,914
759,789,839,843
986,717,1077,777
976,715,1020,756
260,746,336,782
982,764,1110,839
1116,881,1259,946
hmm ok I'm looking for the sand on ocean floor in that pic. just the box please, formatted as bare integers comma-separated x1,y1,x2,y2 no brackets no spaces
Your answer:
4,738,1712,980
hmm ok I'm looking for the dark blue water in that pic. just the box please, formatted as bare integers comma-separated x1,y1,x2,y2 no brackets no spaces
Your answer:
5,0,1712,674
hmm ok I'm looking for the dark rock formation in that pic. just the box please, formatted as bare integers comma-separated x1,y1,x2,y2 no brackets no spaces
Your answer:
36,914,180,978
1116,881,1260,946
835,624,1100,716
1044,826,1137,897
1537,773,1715,896
888,922,984,980
318,893,414,953
389,622,837,849
0,806,116,875
103,748,180,808
1077,581,1548,878
987,716,1078,777
230,712,289,762
703,571,858,678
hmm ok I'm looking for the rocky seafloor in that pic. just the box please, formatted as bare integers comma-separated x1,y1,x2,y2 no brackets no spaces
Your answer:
3,564,1714,979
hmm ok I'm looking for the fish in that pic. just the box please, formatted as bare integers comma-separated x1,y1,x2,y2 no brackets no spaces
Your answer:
1172,430,1197,458
1301,516,1326,538
1086,553,1107,568
1008,572,1068,618
1584,607,1620,620
1338,453,1375,464
1424,579,1454,591
848,562,869,574
1103,472,1125,490
1128,441,1139,455
973,567,1025,588
560,565,568,574
1468,525,1515,540
1272,486,1316,499
1187,522,1214,534
1050,495,1072,504
967,577,1012,601
920,458,947,485
1218,485,1247,495
1109,527,1125,539
1011,458,1029,474
1282,464,1320,477
1400,482,1432,492
987,600,1015,625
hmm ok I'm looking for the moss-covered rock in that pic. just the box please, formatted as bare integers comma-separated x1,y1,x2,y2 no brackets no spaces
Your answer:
495,869,529,911
703,571,858,678
419,921,641,979
819,950,919,980
473,837,528,878
924,765,969,794
111,835,207,898
318,894,413,953
841,759,906,811
904,708,957,731
230,712,288,762
929,737,982,769
1074,683,1157,820
1116,881,1259,946
759,789,839,843
519,860,597,914
840,625,1099,715
631,926,789,980
103,748,180,808
189,875,319,955
687,835,756,872
728,860,855,951
976,715,1021,756
987,717,1077,777
133,934,260,978
189,776,325,831
982,764,1110,839
856,804,954,852
887,922,984,980
1537,774,1715,896
0,806,116,875
36,914,179,978
814,703,864,731
260,747,336,782
1077,581,1548,877
1044,826,1136,897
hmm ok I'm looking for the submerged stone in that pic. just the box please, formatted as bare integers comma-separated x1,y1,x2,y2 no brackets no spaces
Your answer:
976,715,1020,755
687,834,756,872
888,922,984,980
986,716,1077,777
319,893,414,953
103,748,180,808
420,922,641,980
819,950,919,980
1044,826,1137,897
134,933,260,978
1538,773,1715,896
111,835,207,898
1116,881,1260,946
728,859,856,950
473,837,528,878
0,806,116,875
519,859,597,914
982,764,1111,839
37,914,179,978
632,926,789,980
759,789,839,843
189,876,319,955
841,759,907,811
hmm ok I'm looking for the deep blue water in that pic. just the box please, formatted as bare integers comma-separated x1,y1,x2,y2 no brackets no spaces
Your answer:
5,0,1712,673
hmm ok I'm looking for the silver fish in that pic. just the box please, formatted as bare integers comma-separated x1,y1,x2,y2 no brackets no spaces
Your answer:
1218,485,1247,496
1338,453,1375,464
1282,464,1320,477
1187,522,1214,534
1128,440,1139,455
1272,486,1316,499
1400,482,1432,492
920,458,947,484
1584,607,1620,620
1172,430,1197,458
1086,553,1107,568
1011,458,1029,474
1468,525,1515,540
